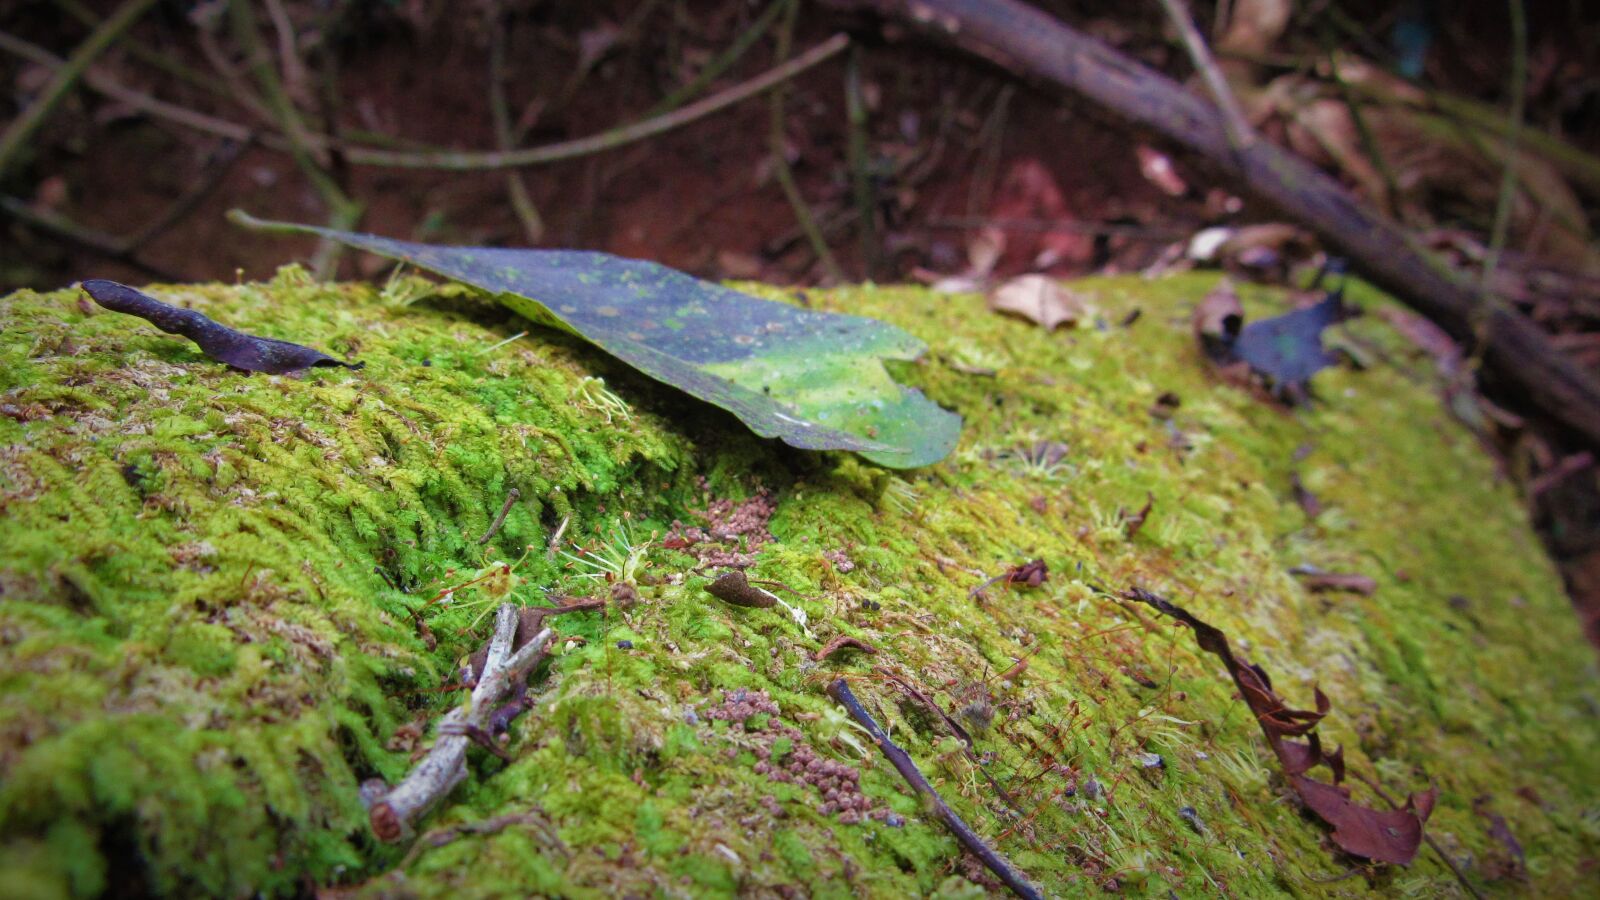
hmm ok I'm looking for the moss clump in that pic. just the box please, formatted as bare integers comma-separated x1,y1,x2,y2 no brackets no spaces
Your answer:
1,267,1595,897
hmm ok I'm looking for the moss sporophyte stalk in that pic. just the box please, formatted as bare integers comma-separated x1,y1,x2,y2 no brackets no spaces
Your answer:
0,267,1595,896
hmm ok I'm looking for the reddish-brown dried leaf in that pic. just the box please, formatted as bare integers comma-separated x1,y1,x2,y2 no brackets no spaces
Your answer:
1293,777,1435,865
1123,586,1432,866
1005,559,1049,588
1292,569,1378,595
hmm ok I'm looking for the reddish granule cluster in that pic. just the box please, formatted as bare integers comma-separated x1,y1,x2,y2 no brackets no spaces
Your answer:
706,688,781,724
706,690,894,826
823,548,856,573
663,485,777,569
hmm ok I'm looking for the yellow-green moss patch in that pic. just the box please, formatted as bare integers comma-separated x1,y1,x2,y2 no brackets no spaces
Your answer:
1,268,1595,897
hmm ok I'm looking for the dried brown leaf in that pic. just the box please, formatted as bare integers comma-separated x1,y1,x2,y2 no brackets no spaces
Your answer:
1293,778,1435,865
987,275,1088,331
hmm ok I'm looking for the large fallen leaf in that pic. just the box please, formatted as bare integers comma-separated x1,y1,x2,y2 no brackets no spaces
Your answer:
232,212,960,468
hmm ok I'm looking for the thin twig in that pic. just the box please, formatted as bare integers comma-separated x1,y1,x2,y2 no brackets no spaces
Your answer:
645,0,789,117
369,605,553,841
1474,0,1529,363
0,195,179,280
0,31,256,142
477,488,521,546
348,33,849,171
228,0,362,276
826,678,1043,899
768,0,845,282
123,135,255,252
0,29,850,177
845,42,879,279
1156,0,1255,151
53,0,216,98
488,7,545,243
0,0,162,181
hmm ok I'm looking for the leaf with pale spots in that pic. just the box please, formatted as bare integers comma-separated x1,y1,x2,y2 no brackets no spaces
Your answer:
233,211,960,468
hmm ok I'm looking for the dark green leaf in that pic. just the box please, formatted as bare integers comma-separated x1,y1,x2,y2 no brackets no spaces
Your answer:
232,212,959,468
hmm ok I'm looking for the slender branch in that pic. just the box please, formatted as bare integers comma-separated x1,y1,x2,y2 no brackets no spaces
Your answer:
227,0,361,277
769,0,846,282
0,31,257,142
645,0,789,117
54,0,233,101
826,678,1043,899
488,8,545,243
0,195,179,280
0,28,851,181
341,32,850,170
845,43,880,279
1474,0,1528,355
1155,0,1255,150
0,0,162,181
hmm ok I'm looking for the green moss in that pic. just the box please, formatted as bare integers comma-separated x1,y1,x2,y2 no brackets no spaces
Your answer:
1,268,1596,897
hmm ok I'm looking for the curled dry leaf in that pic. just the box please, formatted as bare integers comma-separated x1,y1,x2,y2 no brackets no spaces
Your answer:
1123,587,1432,865
705,571,776,608
987,275,1088,331
1293,778,1437,866
1122,493,1155,539
1004,559,1049,587
813,635,879,661
82,280,362,375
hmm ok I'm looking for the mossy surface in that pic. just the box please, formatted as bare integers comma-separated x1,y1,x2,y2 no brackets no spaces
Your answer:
1,268,1595,898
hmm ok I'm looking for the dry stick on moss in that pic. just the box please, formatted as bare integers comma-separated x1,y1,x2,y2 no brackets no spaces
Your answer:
477,488,521,546
0,0,161,181
826,678,1043,900
370,604,554,841
822,0,1600,451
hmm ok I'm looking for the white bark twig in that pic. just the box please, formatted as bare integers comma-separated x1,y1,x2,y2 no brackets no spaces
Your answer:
369,604,553,841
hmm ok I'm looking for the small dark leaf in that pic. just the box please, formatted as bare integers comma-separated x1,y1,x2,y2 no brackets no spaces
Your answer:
1231,294,1344,391
81,280,361,375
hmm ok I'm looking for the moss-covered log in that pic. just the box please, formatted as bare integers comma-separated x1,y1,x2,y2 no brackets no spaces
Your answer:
1,269,1595,897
